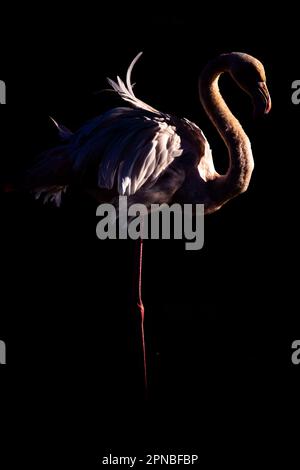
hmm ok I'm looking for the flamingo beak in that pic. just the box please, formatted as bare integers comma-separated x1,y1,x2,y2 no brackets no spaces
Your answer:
253,81,272,117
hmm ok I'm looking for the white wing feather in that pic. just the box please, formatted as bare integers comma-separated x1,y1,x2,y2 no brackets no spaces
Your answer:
107,52,159,114
95,110,184,195
71,53,209,196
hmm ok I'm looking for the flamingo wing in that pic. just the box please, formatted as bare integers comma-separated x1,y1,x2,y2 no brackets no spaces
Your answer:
19,52,211,206
71,108,184,196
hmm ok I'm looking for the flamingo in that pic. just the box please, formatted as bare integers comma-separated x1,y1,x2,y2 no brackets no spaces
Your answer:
4,51,271,394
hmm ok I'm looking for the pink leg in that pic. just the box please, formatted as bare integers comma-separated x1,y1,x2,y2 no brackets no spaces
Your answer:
135,237,148,395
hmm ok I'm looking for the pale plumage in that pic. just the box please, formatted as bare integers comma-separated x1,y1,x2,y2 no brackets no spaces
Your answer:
12,51,270,216
74,108,184,196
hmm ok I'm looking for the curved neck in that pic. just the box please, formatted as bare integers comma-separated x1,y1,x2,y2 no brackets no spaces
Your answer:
199,54,254,203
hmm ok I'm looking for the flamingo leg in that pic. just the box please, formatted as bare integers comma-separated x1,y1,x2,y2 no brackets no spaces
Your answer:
136,236,148,395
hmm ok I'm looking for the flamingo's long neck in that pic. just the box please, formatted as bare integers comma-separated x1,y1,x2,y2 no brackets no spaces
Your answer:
199,55,254,203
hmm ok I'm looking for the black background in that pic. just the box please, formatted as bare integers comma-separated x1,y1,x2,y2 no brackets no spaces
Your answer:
0,6,299,467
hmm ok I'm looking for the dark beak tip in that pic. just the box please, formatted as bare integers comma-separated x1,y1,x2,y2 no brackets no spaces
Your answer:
265,101,272,114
